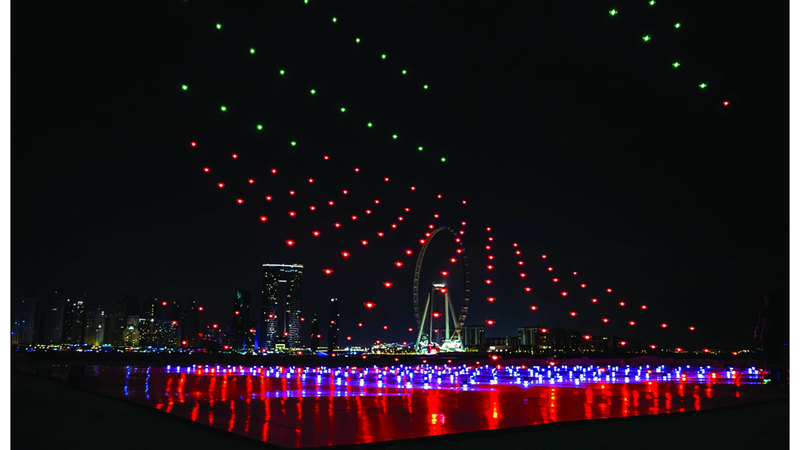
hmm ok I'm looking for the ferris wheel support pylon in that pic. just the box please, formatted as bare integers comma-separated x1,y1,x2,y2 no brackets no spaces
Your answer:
412,226,471,350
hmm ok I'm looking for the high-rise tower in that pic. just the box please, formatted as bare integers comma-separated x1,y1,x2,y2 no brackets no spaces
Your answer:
327,298,340,352
230,289,251,351
260,263,303,350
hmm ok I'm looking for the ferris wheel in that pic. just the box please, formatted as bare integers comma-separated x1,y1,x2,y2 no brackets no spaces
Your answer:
412,226,471,352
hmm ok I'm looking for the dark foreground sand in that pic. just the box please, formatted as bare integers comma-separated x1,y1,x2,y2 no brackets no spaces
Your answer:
12,370,788,450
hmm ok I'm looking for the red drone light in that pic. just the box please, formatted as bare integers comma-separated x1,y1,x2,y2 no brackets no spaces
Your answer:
419,239,426,244
190,141,197,147
334,222,341,228
309,205,316,211
384,177,389,182
212,324,218,329
405,249,413,255
346,336,352,341
524,287,532,292
722,100,730,106
323,268,333,275
383,325,388,330
358,322,363,327
308,178,314,183
377,231,384,237
641,304,648,310
485,279,493,285
353,167,360,172
461,200,467,205
408,327,414,332
450,258,457,263
606,288,613,293
487,265,494,270
217,182,225,189
202,167,209,173
236,198,244,204
342,189,349,195
351,215,358,221
488,255,494,260
364,302,375,309
561,291,568,297
383,281,393,288
323,155,329,160
580,283,587,288
569,311,577,317
688,326,696,331
285,239,295,247
583,335,592,340
270,168,277,174
619,301,626,307
289,190,296,196
529,305,537,311
328,200,335,206
288,211,296,217
247,178,254,184
198,306,204,311
629,321,636,326
361,240,369,246
487,297,496,303
441,271,449,276
161,301,168,306
602,318,609,323
436,194,443,199
395,261,403,267
410,186,416,191
366,210,372,215
541,254,547,259
431,312,442,318
485,319,496,326
231,154,238,159
439,288,448,294
552,277,559,283
341,251,350,258
265,195,272,201
374,199,380,204
661,323,668,328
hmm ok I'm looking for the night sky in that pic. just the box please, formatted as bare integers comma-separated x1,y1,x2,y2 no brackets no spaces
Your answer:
12,1,787,349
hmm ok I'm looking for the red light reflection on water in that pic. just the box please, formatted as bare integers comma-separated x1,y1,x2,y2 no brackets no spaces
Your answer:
73,365,773,448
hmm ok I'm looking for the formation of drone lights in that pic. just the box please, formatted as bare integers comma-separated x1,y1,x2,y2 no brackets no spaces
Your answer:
179,4,716,348
607,3,729,107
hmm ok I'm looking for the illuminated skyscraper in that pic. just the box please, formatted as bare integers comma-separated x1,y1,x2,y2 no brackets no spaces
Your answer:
11,297,37,346
84,308,105,347
260,263,303,350
62,298,86,345
327,298,339,352
230,289,251,351
35,290,64,345
309,313,320,351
